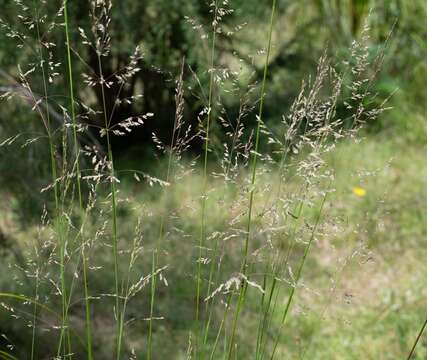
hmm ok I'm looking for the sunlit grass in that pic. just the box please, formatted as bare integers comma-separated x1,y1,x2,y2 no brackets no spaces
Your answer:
0,1,425,359
1,134,425,358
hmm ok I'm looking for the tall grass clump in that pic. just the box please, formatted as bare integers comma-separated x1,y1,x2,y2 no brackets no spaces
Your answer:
229,1,276,355
2,1,419,359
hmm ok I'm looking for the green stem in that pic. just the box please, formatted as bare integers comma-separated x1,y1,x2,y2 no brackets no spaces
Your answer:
196,0,218,351
208,291,234,360
30,270,39,360
64,1,93,358
30,1,58,357
407,318,427,360
56,217,71,358
147,250,157,360
26,6,73,356
270,191,328,360
226,1,277,357
242,0,276,270
96,54,121,359
147,59,184,359
202,239,221,346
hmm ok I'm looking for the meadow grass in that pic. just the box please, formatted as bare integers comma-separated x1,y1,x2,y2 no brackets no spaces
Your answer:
1,135,426,358
0,1,426,359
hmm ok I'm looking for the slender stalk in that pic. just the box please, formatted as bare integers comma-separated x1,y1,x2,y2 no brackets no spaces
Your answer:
63,1,93,358
30,2,58,358
64,1,82,208
226,1,277,357
255,261,278,359
208,291,234,360
96,54,121,359
256,194,306,359
255,143,297,359
58,180,102,358
56,217,71,358
270,191,328,359
226,282,247,359
202,239,221,346
147,250,157,360
196,0,218,351
147,59,184,359
117,221,143,360
27,1,69,355
202,94,249,348
259,277,282,360
407,318,427,360
31,1,59,208
242,0,276,270
30,269,39,360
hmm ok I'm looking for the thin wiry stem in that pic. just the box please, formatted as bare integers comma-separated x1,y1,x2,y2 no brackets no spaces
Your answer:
118,220,142,360
226,1,277,357
63,1,93,358
270,191,328,360
58,180,102,358
407,318,427,360
30,269,39,360
208,291,234,360
256,194,306,360
255,259,278,360
196,0,218,350
24,2,73,357
56,217,71,358
255,138,296,359
147,250,157,360
148,59,185,359
202,94,251,348
31,1,59,209
202,239,221,346
242,0,276,271
96,54,121,359
64,1,83,209
30,1,57,357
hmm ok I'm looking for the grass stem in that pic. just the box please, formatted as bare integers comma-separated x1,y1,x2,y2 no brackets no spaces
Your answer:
407,318,427,360
226,1,276,357
64,1,93,358
196,0,219,353
96,53,121,359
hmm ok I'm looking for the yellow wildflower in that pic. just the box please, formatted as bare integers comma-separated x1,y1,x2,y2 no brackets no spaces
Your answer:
352,186,366,197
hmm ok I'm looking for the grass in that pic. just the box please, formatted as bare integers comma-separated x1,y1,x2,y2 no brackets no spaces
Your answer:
0,1,426,359
271,136,427,359
226,1,277,357
1,133,426,358
63,1,91,358
196,0,219,346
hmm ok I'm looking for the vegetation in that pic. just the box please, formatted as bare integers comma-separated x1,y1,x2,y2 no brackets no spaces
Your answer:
0,0,426,359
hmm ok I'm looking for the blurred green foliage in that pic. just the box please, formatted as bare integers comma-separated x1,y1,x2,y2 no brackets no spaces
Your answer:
0,0,426,199
0,1,424,134
0,1,425,140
